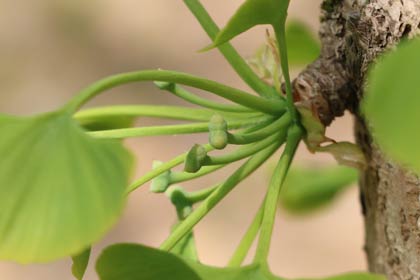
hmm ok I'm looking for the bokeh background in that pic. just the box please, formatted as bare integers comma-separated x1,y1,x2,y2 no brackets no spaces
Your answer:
0,0,366,279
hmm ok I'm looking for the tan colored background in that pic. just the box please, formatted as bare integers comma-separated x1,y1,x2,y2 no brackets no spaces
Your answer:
0,1,366,279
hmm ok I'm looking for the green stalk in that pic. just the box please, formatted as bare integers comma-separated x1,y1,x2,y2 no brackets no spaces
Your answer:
155,82,253,113
204,132,285,166
228,200,265,267
66,70,285,115
160,141,283,251
170,165,224,184
126,144,214,194
183,0,278,98
228,113,291,145
88,116,269,139
184,185,219,203
253,125,302,263
74,105,235,123
241,118,275,133
273,25,298,122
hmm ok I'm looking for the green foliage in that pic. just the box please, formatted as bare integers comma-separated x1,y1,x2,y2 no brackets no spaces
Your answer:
279,166,358,213
189,262,280,280
286,21,320,66
207,0,290,49
72,248,91,280
296,273,386,280
0,112,132,263
96,243,385,280
96,244,201,280
363,38,420,173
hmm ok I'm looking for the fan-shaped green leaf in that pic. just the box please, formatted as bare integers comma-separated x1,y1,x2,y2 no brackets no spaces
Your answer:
96,243,200,280
279,166,358,214
72,247,91,280
207,0,290,49
363,38,420,172
0,111,132,263
286,21,320,66
189,262,282,280
96,243,385,280
295,272,386,280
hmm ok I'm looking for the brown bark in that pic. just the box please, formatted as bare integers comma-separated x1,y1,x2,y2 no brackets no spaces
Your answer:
293,1,420,279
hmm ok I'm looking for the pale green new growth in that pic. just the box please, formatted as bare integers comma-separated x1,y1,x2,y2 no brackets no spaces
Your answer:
363,38,420,173
0,112,131,263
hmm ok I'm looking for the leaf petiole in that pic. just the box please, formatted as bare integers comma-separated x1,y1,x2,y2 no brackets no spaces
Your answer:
228,199,265,267
74,105,250,124
155,82,254,113
170,165,225,184
184,185,219,204
204,131,286,166
253,125,302,263
273,24,299,122
227,113,291,145
66,70,286,115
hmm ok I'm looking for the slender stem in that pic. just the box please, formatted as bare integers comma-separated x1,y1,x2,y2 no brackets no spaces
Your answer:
155,82,253,113
253,125,302,263
184,185,219,203
204,132,285,166
126,144,214,194
274,25,298,122
66,70,285,115
241,118,275,134
74,105,241,124
183,0,278,99
228,113,291,145
170,204,199,261
170,165,224,184
159,141,283,251
228,199,265,267
88,116,269,139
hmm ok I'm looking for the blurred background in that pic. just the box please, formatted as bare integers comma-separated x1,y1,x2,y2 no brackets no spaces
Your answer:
0,0,366,279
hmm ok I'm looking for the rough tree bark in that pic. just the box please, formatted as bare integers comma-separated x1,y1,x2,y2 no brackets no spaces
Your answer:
292,1,420,279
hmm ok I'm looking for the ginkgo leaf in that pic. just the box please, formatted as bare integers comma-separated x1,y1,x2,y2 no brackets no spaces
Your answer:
206,0,290,49
286,21,320,66
96,243,278,280
96,243,201,280
96,243,385,280
191,263,385,280
72,248,91,280
363,38,420,172
279,166,358,214
0,111,132,263
188,262,281,280
295,273,386,280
